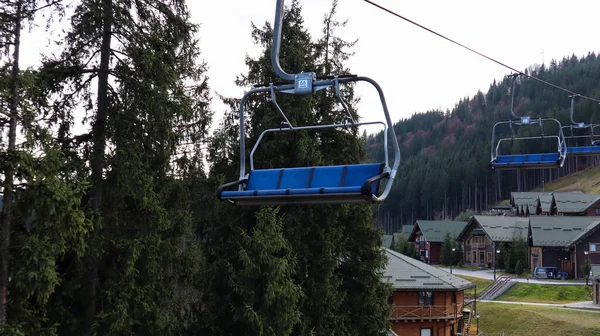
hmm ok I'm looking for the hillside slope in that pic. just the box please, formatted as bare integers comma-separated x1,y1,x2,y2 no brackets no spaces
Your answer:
531,165,600,193
367,53,600,232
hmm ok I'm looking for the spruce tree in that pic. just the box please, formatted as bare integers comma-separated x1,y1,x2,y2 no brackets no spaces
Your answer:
440,232,454,266
206,1,391,335
0,1,89,333
39,0,212,334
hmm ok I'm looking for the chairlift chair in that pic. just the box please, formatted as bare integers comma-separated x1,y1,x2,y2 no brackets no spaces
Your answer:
561,94,600,156
490,74,567,170
216,0,401,206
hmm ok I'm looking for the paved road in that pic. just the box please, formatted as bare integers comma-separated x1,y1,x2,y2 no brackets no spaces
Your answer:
438,267,589,286
478,299,600,312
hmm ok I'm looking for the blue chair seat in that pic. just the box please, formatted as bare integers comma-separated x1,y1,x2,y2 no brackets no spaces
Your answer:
217,163,387,206
490,153,563,170
566,145,600,156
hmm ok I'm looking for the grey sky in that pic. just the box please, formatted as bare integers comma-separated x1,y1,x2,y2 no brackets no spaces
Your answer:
18,0,600,137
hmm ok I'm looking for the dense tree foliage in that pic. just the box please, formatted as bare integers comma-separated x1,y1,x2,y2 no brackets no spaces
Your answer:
202,1,391,335
2,0,600,334
369,53,600,232
392,233,417,259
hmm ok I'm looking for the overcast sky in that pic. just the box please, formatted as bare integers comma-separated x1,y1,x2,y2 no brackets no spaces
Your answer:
19,0,600,137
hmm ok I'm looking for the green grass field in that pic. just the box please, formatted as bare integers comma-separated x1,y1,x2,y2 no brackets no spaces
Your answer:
455,275,492,297
531,165,600,193
495,283,592,304
475,302,600,336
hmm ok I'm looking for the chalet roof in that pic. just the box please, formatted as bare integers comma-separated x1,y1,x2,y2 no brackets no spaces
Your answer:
383,248,475,291
511,192,547,210
401,224,414,237
466,216,528,242
529,216,600,247
410,220,468,243
538,194,554,213
553,193,600,213
382,234,393,249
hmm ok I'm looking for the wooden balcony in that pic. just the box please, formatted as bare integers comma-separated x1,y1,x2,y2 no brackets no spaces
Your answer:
389,304,463,321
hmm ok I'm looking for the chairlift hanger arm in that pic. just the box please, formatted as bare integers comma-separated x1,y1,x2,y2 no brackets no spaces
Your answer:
271,0,295,81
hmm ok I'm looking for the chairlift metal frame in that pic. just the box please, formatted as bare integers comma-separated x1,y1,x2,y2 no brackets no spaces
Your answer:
561,94,600,156
216,0,401,206
490,74,567,170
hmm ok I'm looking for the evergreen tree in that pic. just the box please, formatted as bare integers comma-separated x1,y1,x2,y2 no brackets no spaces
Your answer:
582,256,592,285
454,242,464,266
0,1,89,333
39,0,212,334
514,260,523,276
204,1,391,335
440,232,454,266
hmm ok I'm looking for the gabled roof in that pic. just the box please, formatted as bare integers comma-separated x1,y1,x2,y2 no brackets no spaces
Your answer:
538,194,554,213
409,220,468,243
382,234,393,249
401,224,414,237
459,216,528,242
511,192,548,210
383,248,475,291
529,216,600,247
553,193,600,213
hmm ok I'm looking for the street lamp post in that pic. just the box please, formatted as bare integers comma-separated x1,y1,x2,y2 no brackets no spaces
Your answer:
476,313,481,335
584,250,590,282
494,248,501,280
451,247,456,274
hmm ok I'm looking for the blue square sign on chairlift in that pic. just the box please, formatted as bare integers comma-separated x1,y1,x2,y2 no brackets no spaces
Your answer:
295,72,315,95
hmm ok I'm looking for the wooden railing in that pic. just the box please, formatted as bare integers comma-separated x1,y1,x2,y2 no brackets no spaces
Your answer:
389,304,463,320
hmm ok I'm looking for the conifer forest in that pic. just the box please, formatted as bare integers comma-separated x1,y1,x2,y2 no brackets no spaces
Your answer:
0,0,599,334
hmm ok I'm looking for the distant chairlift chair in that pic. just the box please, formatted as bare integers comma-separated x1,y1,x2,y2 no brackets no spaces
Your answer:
490,74,567,170
215,0,401,206
562,94,600,156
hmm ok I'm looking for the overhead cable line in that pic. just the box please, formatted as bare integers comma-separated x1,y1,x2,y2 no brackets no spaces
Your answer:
362,0,600,104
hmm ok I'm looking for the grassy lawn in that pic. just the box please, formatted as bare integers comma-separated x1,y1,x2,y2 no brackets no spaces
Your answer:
531,165,600,193
455,275,492,297
475,302,600,336
495,283,592,304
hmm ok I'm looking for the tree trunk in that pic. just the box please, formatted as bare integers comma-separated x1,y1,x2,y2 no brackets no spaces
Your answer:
83,0,112,333
0,0,22,324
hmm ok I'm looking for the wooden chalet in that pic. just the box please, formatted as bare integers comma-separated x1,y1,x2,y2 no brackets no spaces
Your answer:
552,193,600,216
511,192,547,216
455,216,528,268
383,248,477,336
407,220,468,264
529,216,600,278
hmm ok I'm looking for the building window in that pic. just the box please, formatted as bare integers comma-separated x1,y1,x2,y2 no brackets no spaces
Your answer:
466,252,471,263
590,243,600,253
420,328,432,336
595,209,600,215
419,291,433,306
487,252,492,263
466,237,471,246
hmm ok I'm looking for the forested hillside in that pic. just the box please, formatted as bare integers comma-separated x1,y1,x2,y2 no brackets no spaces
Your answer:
368,54,600,232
